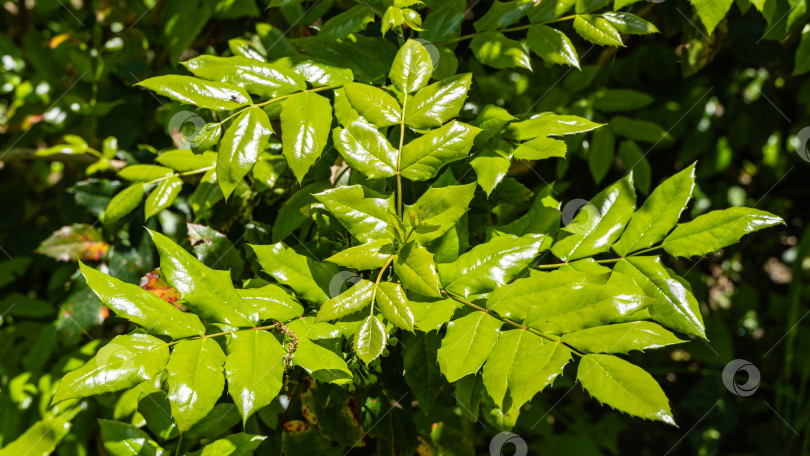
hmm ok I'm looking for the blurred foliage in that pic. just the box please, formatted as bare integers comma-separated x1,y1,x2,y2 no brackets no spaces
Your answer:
0,0,809,455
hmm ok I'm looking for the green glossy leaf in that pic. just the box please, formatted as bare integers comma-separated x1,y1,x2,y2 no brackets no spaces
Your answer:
237,284,304,322
326,240,396,270
505,113,603,141
376,282,415,331
437,312,502,382
332,121,398,179
524,283,650,334
316,279,374,321
218,106,273,199
314,185,395,243
578,354,675,425
402,331,443,415
486,270,596,321
343,82,401,127
614,256,706,338
103,184,144,224
287,318,352,384
395,242,442,298
193,433,266,456
401,121,480,181
280,92,332,182
471,139,513,196
118,164,173,182
136,75,250,111
562,321,685,354
439,234,551,298
390,40,433,96
166,338,226,432
551,173,636,261
182,55,306,97
53,334,169,403
0,416,72,456
354,315,387,364
404,182,476,245
79,262,204,339
225,329,287,423
99,419,166,456
470,31,532,70
573,15,624,46
145,176,182,219
404,73,472,129
527,25,580,68
514,137,567,160
613,163,695,256
474,0,534,31
690,0,734,35
250,242,339,305
412,295,463,332
662,207,784,258
483,330,571,409
148,229,252,326
602,12,659,35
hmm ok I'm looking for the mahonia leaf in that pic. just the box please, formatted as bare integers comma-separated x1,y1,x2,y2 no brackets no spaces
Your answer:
225,330,288,424
250,242,339,305
80,262,204,339
36,224,109,262
53,334,169,404
437,312,502,382
614,256,706,338
166,338,226,432
354,315,387,364
578,354,675,425
561,321,685,354
395,242,442,298
375,282,415,331
149,229,253,326
662,207,784,259
439,234,551,298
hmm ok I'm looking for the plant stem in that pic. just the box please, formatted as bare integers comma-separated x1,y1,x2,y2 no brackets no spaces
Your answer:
145,165,215,186
435,15,578,46
629,246,662,256
443,290,584,356
371,254,397,312
175,434,183,456
396,93,408,220
219,85,334,125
